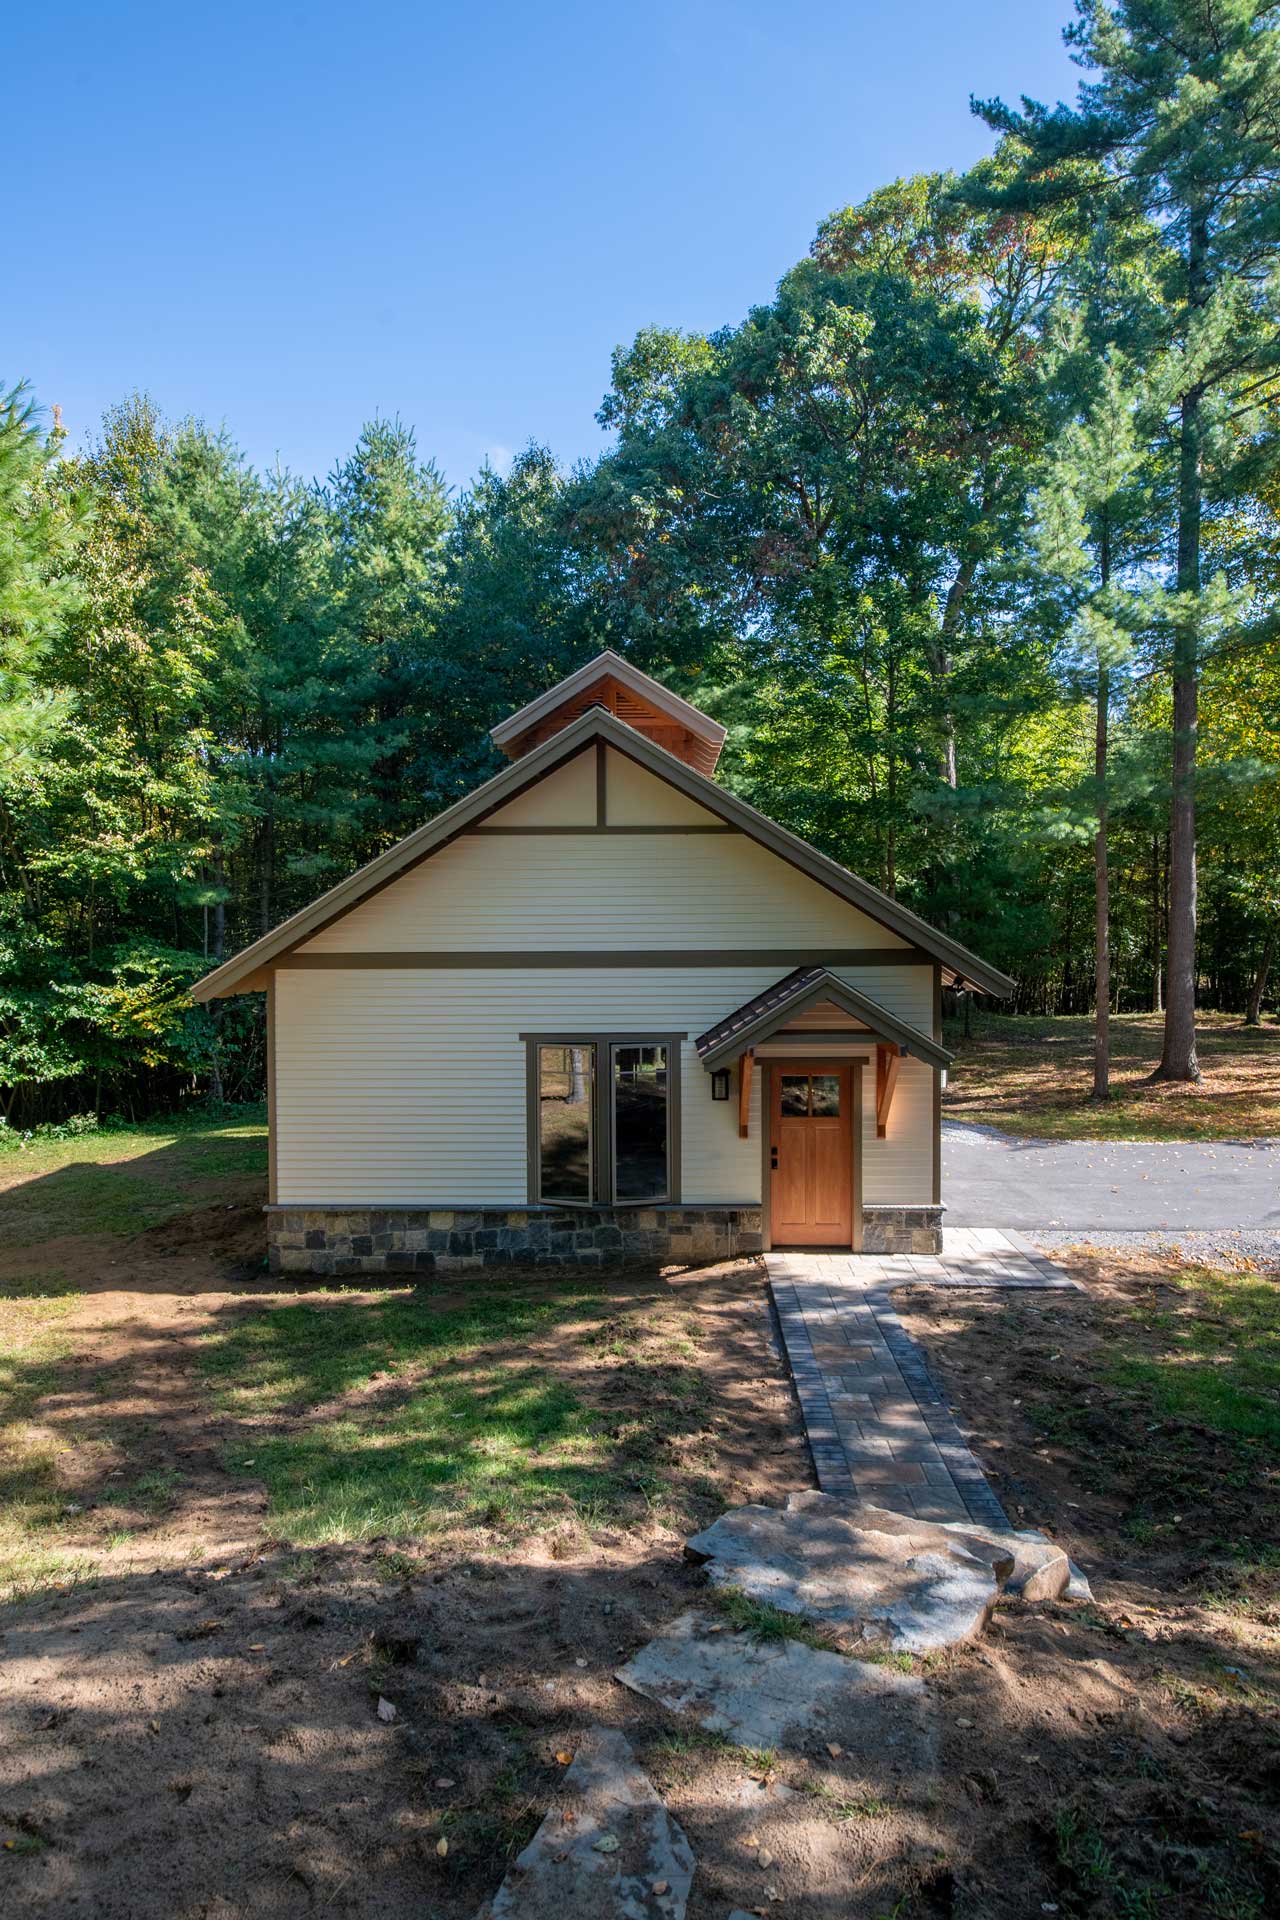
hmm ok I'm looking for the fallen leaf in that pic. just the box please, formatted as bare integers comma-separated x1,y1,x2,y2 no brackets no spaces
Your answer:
436,1837,449,1857
955,1717,974,1728
592,1833,620,1854
335,1649,360,1668
743,1831,761,1847
826,1741,843,1758
554,1750,574,1766
376,1697,397,1723
758,1848,774,1868
248,1644,265,1653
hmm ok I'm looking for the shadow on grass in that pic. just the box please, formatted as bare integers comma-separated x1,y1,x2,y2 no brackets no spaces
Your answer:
0,1115,268,1253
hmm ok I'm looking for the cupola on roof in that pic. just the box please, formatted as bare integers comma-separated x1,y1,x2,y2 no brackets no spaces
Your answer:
489,649,726,776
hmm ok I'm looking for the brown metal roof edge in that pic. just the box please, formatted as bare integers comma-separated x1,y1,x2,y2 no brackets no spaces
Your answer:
193,707,1013,1001
696,968,953,1072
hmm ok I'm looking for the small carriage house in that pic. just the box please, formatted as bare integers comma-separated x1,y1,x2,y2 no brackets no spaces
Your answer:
194,653,1012,1273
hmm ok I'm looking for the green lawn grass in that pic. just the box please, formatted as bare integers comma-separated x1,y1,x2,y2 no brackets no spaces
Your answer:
199,1275,689,1544
0,1277,88,1600
1109,1266,1280,1447
0,1109,267,1247
942,1010,1280,1141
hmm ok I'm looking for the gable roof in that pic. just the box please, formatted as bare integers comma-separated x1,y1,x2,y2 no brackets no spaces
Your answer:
695,967,953,1072
191,707,1014,1000
489,649,727,762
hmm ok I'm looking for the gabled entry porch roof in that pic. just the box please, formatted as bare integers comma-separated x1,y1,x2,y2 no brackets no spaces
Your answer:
694,966,953,1073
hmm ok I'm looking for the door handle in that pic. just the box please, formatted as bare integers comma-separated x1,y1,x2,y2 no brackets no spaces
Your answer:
770,1149,779,1169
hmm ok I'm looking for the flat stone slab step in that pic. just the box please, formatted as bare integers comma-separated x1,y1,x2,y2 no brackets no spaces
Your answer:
476,1727,694,1920
686,1500,1008,1654
616,1609,935,1769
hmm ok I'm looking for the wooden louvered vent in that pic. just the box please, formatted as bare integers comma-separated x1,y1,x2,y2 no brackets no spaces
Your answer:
499,669,722,775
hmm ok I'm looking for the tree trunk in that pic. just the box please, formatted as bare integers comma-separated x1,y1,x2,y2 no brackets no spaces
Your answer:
1159,840,1166,1021
212,840,226,962
1154,217,1208,1083
259,800,275,938
885,653,897,899
1093,660,1110,1100
1153,386,1201,1080
1092,515,1112,1101
208,840,227,1107
1246,927,1275,1026
929,555,976,792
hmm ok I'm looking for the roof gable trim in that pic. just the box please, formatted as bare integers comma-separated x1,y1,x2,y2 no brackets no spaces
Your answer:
489,650,726,751
192,708,1013,1000
696,968,953,1072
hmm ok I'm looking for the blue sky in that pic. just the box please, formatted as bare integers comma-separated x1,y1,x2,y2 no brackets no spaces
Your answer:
11,2,1080,490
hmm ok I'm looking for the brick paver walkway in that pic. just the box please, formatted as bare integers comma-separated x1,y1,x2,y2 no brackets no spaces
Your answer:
765,1236,1079,1531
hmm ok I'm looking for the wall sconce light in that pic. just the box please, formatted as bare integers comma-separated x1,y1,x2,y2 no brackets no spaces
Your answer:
710,1069,731,1101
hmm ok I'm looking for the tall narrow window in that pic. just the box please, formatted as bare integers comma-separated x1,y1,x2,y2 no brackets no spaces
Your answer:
612,1043,669,1202
538,1044,594,1202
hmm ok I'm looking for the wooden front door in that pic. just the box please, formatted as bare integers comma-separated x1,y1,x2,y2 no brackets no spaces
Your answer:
769,1062,854,1248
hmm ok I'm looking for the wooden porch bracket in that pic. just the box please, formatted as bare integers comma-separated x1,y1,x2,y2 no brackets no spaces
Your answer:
738,1048,753,1139
875,1042,902,1138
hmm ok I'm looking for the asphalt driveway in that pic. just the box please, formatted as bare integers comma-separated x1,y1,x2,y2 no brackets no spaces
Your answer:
942,1121,1280,1231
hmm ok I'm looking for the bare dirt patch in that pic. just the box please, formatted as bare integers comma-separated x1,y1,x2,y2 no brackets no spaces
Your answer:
5,1200,1278,1916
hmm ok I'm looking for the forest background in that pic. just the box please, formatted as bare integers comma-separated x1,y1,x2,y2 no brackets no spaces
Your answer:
2,0,1277,1126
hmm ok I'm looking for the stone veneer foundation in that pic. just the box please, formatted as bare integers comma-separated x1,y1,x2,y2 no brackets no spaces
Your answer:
860,1205,945,1255
266,1201,943,1273
266,1205,764,1276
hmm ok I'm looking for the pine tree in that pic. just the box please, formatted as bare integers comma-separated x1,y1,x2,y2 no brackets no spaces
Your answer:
1033,332,1155,1095
0,385,83,774
976,0,1280,1080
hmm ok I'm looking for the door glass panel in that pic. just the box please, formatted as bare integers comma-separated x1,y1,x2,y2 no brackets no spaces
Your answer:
810,1075,841,1117
780,1074,809,1117
613,1044,669,1201
538,1044,593,1201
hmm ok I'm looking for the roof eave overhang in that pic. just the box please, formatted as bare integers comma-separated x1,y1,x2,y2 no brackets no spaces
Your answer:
193,708,1012,1001
697,970,953,1073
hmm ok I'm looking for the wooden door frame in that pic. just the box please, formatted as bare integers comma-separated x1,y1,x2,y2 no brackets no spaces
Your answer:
760,1058,863,1253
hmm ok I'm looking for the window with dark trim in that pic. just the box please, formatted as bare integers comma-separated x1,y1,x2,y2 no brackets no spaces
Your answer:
526,1034,681,1206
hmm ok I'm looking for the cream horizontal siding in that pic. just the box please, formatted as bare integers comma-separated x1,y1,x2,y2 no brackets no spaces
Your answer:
860,1056,934,1206
299,833,910,954
274,961,937,1211
604,749,721,825
484,750,596,825
829,961,934,1029
275,966,768,1207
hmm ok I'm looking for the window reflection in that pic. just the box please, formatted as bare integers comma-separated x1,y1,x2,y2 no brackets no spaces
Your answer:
613,1044,669,1201
810,1075,840,1117
538,1044,593,1202
780,1075,809,1116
